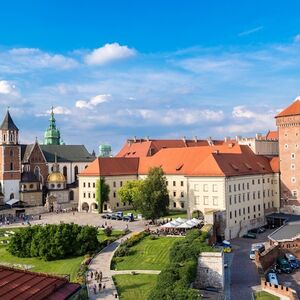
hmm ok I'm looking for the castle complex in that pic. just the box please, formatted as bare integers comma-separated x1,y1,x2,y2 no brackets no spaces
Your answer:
78,98,300,239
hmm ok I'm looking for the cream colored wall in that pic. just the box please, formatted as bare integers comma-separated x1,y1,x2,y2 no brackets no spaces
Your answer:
78,175,138,212
224,173,280,239
238,138,278,155
187,177,226,215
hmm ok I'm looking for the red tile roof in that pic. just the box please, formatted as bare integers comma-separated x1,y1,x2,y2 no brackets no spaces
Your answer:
80,157,139,177
276,100,300,118
0,265,81,300
265,130,278,140
116,139,227,158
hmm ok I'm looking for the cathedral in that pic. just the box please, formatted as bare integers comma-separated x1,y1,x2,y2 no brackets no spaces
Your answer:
0,108,95,209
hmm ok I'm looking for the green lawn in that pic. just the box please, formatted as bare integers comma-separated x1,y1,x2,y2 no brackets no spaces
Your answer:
254,291,280,300
113,274,158,300
97,229,125,243
0,245,83,281
120,209,190,219
113,236,181,270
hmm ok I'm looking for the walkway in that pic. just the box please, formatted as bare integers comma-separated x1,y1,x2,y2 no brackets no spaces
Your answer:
111,270,161,275
87,233,135,300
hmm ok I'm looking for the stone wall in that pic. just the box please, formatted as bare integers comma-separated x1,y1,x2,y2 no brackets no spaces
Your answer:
194,251,224,290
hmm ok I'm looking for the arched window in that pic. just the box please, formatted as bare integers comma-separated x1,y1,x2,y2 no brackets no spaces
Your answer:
69,190,74,201
74,165,79,181
10,162,13,170
63,166,67,178
34,166,40,179
10,193,14,200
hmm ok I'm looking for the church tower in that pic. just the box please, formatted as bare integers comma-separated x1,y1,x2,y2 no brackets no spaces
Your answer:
0,109,21,202
44,107,61,145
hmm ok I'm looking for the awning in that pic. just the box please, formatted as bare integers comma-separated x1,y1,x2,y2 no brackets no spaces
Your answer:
6,199,20,206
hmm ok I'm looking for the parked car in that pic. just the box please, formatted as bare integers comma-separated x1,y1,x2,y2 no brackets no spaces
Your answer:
105,213,113,219
276,257,292,273
267,272,279,285
222,240,232,253
249,243,265,260
123,213,134,222
285,253,299,269
257,227,266,233
243,231,256,239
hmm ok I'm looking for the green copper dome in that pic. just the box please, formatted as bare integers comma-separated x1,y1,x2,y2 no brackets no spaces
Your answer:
44,107,61,145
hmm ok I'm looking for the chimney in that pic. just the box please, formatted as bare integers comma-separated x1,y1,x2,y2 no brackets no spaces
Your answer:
207,136,214,146
133,136,137,142
182,136,186,143
213,150,219,154
194,136,197,142
224,136,230,142
235,136,242,141
255,133,262,140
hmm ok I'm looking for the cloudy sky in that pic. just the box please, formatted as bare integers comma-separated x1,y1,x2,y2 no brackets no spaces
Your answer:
1,1,300,153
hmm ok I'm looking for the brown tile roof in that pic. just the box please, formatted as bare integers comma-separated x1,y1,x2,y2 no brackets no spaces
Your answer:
79,157,139,177
0,265,81,300
138,143,276,176
81,143,278,178
266,130,278,140
276,100,300,118
116,139,227,158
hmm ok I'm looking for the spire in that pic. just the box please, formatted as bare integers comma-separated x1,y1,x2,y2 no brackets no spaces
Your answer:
44,107,61,145
0,109,19,131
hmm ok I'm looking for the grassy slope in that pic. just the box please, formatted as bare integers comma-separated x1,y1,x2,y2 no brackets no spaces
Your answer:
113,236,180,270
254,291,280,300
113,274,158,300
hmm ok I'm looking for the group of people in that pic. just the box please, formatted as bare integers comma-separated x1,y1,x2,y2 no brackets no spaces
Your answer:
89,270,105,294
0,213,35,226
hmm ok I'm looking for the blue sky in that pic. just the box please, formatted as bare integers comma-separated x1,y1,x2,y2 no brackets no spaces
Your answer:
1,1,300,153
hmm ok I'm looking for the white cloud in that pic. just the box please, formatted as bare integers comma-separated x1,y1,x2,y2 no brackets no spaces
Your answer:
75,94,111,109
0,80,15,94
294,34,300,43
51,106,72,115
84,43,136,66
238,26,263,37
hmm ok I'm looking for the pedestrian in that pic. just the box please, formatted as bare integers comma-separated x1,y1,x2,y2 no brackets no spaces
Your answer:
103,283,106,289
91,271,93,279
98,283,102,291
93,284,97,294
100,271,103,282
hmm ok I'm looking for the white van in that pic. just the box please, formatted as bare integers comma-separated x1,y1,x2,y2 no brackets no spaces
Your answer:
267,272,279,285
249,243,265,260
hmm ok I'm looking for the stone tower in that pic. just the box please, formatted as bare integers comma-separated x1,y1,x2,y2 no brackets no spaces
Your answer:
0,109,21,202
276,98,300,213
44,107,61,145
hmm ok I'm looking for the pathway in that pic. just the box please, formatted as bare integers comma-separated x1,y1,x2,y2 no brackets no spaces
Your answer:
111,270,161,275
86,233,135,300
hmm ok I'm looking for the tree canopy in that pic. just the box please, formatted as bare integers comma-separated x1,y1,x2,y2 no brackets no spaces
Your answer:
117,180,143,210
135,167,169,221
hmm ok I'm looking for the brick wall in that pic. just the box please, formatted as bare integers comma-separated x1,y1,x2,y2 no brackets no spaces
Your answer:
261,279,299,300
255,244,281,271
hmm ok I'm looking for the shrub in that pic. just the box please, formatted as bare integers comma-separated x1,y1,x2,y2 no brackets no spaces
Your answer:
115,245,129,257
8,224,99,261
104,227,112,237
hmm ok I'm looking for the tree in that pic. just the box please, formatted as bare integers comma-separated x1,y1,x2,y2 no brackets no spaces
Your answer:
117,180,143,210
96,177,110,213
135,167,169,222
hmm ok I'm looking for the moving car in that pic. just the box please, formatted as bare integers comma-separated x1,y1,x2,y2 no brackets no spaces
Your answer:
267,272,279,285
285,253,299,269
276,257,292,273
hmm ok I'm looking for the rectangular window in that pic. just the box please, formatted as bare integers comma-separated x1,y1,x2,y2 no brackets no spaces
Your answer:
173,181,176,187
83,182,86,188
258,204,261,211
180,181,184,186
258,179,260,184
213,196,218,206
120,181,123,187
234,184,236,192
113,181,116,188
252,180,255,185
247,192,250,201
248,206,250,213
93,193,95,198
229,185,231,193
203,184,208,192
247,182,250,189
234,210,237,218
88,182,90,188
88,193,91,198
229,196,232,205
194,184,199,191
234,195,236,204
194,196,200,205
173,202,176,208
213,184,218,192
93,182,95,188
83,192,86,198
238,194,241,203
239,209,241,216
293,190,297,197
238,184,240,191
253,205,256,212
173,191,176,197
243,207,245,215
263,179,265,184
203,196,209,205
181,202,184,209
243,193,245,202
258,191,260,199
230,211,232,219
113,192,116,198
253,192,255,200
242,183,245,190
166,181,168,186
180,191,184,197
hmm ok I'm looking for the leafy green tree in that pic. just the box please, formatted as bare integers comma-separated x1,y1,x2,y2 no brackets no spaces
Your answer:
135,167,169,222
117,180,143,210
96,177,110,213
